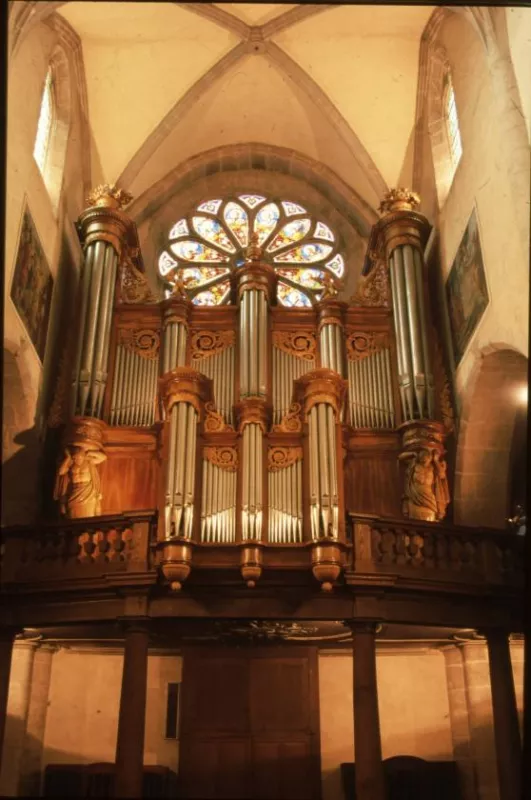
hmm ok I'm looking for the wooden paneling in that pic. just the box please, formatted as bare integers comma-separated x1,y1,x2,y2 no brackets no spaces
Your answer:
100,428,159,514
345,455,401,518
179,648,321,800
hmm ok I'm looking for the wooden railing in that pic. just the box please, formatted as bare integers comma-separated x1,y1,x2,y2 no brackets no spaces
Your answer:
347,514,524,587
0,510,523,593
1,511,157,584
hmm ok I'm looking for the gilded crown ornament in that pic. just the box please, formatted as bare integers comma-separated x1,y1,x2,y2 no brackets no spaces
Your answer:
378,188,421,215
87,184,133,210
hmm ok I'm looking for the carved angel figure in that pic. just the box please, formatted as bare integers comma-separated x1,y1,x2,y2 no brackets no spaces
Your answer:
400,448,450,522
54,446,107,518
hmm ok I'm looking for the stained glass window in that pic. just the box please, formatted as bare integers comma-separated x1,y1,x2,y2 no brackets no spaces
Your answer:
33,69,54,174
158,195,345,306
444,74,463,169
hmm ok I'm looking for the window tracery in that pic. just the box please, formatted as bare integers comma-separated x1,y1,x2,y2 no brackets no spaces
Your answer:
158,195,345,307
33,69,54,175
443,74,463,169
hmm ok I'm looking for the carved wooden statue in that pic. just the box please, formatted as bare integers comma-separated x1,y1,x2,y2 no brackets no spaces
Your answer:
54,446,107,518
400,448,449,522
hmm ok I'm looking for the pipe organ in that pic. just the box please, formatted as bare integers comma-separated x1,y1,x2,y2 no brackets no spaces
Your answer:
54,185,454,590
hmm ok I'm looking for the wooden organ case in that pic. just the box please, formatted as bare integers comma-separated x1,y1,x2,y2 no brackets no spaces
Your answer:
52,186,455,593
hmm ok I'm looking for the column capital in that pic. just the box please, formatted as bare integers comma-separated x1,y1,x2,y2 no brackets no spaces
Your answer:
77,184,138,258
236,261,277,302
370,188,431,259
161,295,193,329
315,299,348,333
294,368,347,420
343,620,383,635
235,396,271,433
159,367,213,416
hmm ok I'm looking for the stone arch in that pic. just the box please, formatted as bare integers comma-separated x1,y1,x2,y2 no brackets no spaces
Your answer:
133,145,376,300
453,345,528,529
39,43,72,213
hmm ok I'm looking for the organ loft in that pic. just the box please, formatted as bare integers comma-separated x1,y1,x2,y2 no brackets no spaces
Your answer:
2,4,527,800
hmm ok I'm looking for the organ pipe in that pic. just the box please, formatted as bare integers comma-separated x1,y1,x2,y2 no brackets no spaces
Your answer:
71,186,136,419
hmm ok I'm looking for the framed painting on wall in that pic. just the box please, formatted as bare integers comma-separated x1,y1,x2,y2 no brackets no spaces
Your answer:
10,202,54,363
445,207,489,366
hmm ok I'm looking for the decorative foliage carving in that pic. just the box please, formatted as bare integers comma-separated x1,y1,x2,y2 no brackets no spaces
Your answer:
191,330,235,360
87,184,133,210
203,446,238,472
235,397,270,433
268,446,303,472
350,260,390,308
119,328,160,359
120,254,156,304
204,401,233,433
346,331,389,362
379,188,421,216
272,330,316,361
271,402,302,433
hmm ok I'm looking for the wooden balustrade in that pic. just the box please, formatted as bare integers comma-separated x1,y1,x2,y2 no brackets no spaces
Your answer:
1,511,156,584
347,514,524,586
0,511,523,593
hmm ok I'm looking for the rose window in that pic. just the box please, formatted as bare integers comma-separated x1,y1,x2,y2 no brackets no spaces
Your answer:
157,195,345,307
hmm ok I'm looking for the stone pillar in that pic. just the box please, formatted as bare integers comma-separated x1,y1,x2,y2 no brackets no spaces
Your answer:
18,644,55,797
485,631,522,800
351,624,386,800
0,629,17,777
461,642,499,800
114,622,150,799
0,637,38,796
441,645,478,800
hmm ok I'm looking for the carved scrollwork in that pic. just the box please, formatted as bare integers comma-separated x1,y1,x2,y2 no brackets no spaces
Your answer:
350,260,390,308
119,328,160,359
203,401,234,433
119,255,157,304
271,402,303,433
378,188,421,216
191,330,235,360
203,446,238,472
87,184,133,210
272,331,316,361
268,446,303,472
346,331,389,362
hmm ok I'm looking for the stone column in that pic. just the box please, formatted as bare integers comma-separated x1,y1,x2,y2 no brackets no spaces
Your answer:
18,644,55,797
114,622,150,799
441,645,478,800
351,623,386,800
0,637,38,796
461,641,499,800
485,631,522,800
0,629,17,777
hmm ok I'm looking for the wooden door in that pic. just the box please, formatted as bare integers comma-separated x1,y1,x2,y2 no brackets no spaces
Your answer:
179,647,321,800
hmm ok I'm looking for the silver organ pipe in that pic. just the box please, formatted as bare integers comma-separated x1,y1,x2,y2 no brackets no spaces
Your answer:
241,423,263,541
319,322,344,376
271,343,315,425
306,402,340,540
192,343,235,426
268,451,303,544
347,335,395,430
109,331,160,427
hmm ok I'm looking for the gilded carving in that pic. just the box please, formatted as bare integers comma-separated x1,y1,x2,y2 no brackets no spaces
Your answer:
87,184,133,210
245,232,263,262
119,254,156,304
271,402,303,433
350,260,390,308
268,446,303,472
272,331,316,361
119,328,160,359
346,331,389,362
54,418,107,519
378,188,421,215
204,402,233,433
204,446,238,472
398,421,450,523
191,330,235,361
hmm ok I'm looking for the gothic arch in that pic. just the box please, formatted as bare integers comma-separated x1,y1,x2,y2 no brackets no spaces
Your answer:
453,345,528,529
